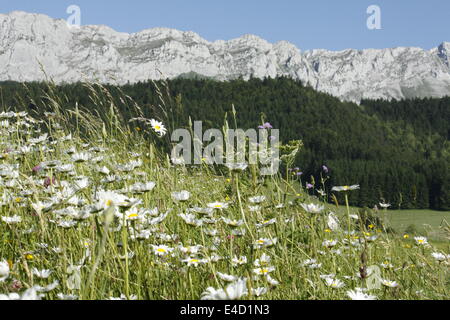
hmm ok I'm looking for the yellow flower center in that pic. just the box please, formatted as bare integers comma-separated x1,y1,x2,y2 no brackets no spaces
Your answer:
156,248,166,253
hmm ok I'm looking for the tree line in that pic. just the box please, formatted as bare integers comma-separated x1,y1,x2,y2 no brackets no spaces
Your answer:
0,77,448,210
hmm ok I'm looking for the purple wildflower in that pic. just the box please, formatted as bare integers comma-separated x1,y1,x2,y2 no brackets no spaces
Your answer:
32,165,42,173
44,177,57,188
258,122,273,130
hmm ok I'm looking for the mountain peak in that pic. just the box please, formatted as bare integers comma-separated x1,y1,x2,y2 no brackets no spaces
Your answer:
0,11,449,102
437,42,450,68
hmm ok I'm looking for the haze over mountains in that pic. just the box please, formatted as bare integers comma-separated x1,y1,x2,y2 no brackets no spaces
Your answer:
1,11,449,102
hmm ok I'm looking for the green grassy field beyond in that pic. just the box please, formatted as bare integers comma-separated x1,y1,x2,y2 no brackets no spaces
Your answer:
386,210,450,241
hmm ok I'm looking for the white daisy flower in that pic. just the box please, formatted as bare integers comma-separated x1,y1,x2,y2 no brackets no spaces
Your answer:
380,261,394,269
34,280,59,292
2,215,22,224
97,166,111,175
0,287,42,300
231,256,248,266
253,266,275,276
381,279,399,288
71,152,91,163
172,190,190,202
251,287,268,297
301,259,322,269
266,274,280,286
178,245,203,255
150,119,167,137
181,257,208,267
129,181,156,194
322,239,338,248
347,289,377,300
217,272,239,282
325,277,345,289
152,245,174,256
331,185,360,192
207,202,229,209
57,293,78,300
0,260,10,282
248,196,266,204
253,238,277,249
178,213,203,227
201,278,248,300
222,217,244,227
414,236,428,246
96,190,129,210
300,203,324,214
431,252,448,262
256,218,276,228
32,268,52,279
248,205,261,212
56,220,78,228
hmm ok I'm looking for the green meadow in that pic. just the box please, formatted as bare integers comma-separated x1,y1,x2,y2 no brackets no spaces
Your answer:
0,83,448,301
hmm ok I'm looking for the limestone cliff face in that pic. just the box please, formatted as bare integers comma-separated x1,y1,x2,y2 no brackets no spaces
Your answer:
1,11,449,102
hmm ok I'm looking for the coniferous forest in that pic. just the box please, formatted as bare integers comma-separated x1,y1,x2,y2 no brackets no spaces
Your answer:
0,77,449,210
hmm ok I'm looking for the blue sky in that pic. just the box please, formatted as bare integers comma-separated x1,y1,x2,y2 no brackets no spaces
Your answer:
1,0,448,51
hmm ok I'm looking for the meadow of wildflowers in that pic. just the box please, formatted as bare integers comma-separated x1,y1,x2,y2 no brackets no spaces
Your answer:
0,88,449,301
